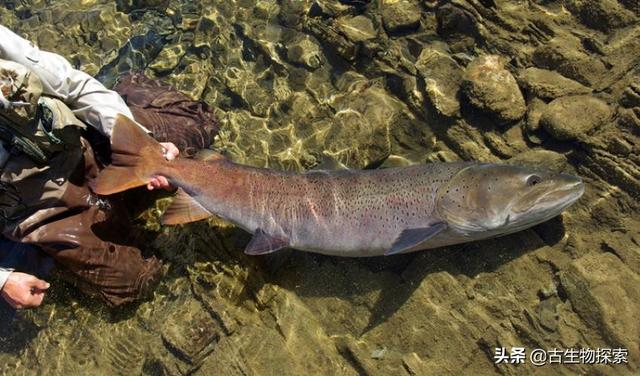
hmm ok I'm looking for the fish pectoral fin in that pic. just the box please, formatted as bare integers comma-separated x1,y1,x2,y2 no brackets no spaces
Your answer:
385,222,448,256
244,229,289,255
161,189,213,225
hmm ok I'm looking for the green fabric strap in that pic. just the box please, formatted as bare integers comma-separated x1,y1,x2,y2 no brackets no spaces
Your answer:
0,114,49,164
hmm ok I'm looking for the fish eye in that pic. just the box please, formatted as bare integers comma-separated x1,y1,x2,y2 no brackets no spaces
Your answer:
527,175,542,186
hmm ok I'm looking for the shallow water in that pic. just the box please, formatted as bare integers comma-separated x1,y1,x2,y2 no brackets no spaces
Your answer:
1,1,639,375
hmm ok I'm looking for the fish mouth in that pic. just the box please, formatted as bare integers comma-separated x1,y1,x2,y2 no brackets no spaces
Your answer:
509,176,584,228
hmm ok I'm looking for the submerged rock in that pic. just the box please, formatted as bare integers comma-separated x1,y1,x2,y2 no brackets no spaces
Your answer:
461,55,526,124
560,252,640,364
619,79,640,132
381,1,422,33
286,36,324,69
540,95,611,141
565,0,637,32
149,42,187,74
508,149,569,173
336,15,377,42
415,48,463,117
533,38,607,87
161,299,222,364
518,67,592,100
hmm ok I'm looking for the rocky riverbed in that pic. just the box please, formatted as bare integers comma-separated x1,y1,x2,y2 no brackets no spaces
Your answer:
0,0,639,375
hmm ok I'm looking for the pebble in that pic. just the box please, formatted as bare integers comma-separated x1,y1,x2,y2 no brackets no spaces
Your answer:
517,67,592,100
461,55,526,124
540,95,611,141
381,1,422,33
415,48,463,117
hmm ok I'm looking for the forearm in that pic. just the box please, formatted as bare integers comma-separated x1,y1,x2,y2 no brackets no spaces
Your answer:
0,268,13,291
0,24,148,137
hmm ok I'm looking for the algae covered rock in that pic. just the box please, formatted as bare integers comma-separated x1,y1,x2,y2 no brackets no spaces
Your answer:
508,149,569,173
161,299,222,365
565,0,637,32
461,55,526,124
286,36,324,70
540,95,611,141
560,252,640,364
381,1,422,33
415,48,463,117
532,38,607,87
518,67,592,100
336,15,377,42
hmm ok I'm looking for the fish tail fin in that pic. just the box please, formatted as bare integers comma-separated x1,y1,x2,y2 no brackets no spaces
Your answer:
92,114,168,195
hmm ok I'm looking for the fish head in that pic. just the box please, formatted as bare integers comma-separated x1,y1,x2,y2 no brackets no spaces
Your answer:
435,164,584,235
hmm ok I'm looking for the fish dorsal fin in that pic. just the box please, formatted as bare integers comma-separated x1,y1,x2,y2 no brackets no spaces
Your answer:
244,229,289,255
194,149,227,162
162,189,213,225
312,155,349,171
385,222,448,256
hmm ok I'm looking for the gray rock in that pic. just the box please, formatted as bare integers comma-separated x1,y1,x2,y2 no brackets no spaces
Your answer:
336,15,377,42
415,48,463,117
540,95,611,141
518,67,592,100
382,1,422,33
461,55,526,124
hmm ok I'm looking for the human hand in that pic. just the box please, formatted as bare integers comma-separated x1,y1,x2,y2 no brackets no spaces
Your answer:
1,272,49,309
146,142,179,191
0,92,30,111
160,142,179,161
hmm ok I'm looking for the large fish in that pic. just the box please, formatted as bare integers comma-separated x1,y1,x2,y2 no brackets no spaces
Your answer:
93,115,585,257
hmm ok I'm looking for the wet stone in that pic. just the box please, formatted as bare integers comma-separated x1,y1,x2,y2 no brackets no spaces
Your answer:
381,1,422,34
461,55,526,124
415,48,464,117
559,252,640,364
532,38,607,87
149,43,187,74
194,326,301,376
336,15,377,42
194,15,219,49
620,80,640,108
517,67,592,100
540,95,611,141
524,97,546,133
565,0,637,32
536,298,560,332
286,36,324,69
161,299,222,364
508,149,569,173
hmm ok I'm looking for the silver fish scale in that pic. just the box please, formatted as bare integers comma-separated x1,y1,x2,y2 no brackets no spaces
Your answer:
234,162,472,256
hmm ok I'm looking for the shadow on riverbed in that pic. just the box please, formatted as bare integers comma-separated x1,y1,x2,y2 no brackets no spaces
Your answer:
260,217,565,335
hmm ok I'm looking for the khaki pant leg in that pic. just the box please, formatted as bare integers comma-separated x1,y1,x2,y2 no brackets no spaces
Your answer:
1,139,162,306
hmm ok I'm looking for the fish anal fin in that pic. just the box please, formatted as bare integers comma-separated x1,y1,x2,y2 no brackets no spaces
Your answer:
386,222,447,256
90,166,147,195
162,189,212,225
244,229,289,255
